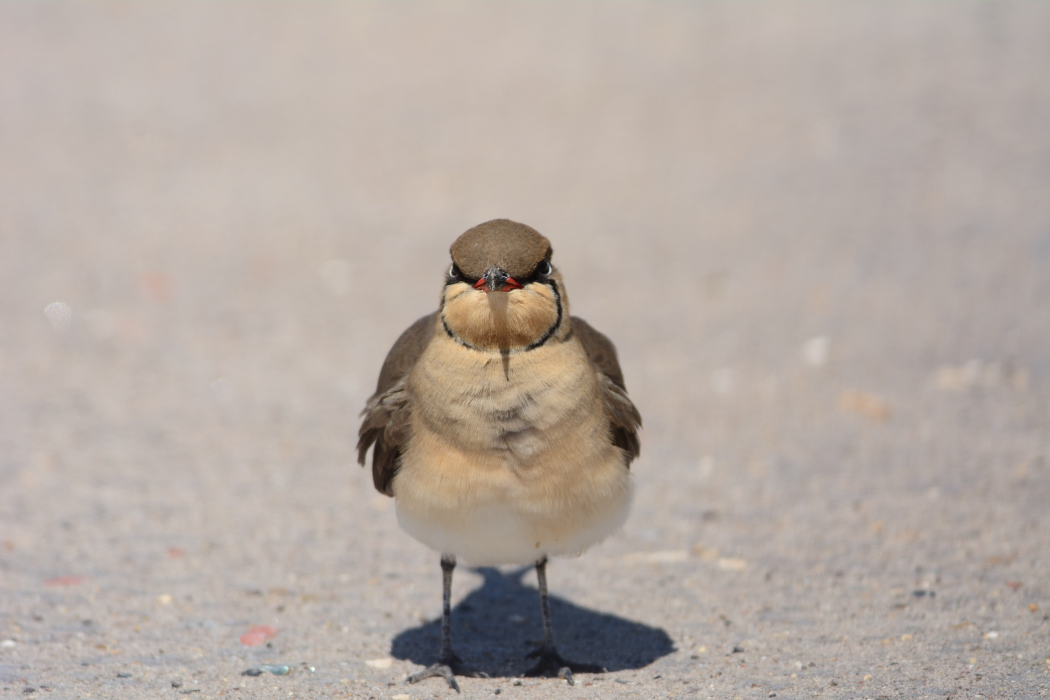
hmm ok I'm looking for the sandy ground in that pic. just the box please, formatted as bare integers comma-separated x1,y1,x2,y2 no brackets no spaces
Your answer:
2,3,1049,699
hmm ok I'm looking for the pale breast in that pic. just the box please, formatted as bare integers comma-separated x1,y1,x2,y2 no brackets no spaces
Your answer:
408,334,599,464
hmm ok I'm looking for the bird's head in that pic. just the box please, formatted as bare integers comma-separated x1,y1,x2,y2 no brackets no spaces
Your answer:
440,219,568,351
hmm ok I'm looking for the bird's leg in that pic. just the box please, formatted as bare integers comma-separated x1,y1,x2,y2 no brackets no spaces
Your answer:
524,557,605,685
407,554,484,691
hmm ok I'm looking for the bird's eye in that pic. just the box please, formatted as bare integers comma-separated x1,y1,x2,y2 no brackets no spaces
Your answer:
448,263,460,279
538,260,552,277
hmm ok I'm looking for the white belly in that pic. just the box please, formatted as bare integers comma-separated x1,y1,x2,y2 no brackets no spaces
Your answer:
395,456,633,566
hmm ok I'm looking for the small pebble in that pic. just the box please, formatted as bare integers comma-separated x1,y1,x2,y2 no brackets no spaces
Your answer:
117,672,132,678
172,680,182,688
802,336,830,366
44,302,72,333
243,664,291,677
240,625,277,646
23,688,36,695
622,550,688,564
365,658,393,669
839,390,891,421
43,576,83,587
718,558,747,571
512,679,523,686
494,689,501,695
1,640,16,649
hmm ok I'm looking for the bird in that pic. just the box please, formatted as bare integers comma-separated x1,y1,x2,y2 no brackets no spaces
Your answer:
357,219,641,690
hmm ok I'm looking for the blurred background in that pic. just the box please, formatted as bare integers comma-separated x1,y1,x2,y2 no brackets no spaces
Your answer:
1,3,1048,697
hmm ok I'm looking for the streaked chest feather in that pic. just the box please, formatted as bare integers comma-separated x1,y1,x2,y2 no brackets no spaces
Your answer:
409,335,597,460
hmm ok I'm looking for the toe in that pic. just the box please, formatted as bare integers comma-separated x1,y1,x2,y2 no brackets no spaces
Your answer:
440,668,460,692
407,664,461,692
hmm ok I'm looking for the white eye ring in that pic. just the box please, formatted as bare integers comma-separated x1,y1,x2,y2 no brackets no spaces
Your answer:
448,263,456,277
539,260,552,277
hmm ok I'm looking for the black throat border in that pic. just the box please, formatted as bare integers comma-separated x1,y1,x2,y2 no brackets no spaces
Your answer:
439,279,564,353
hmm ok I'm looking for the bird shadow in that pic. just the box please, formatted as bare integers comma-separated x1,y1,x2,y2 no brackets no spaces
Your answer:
391,566,674,678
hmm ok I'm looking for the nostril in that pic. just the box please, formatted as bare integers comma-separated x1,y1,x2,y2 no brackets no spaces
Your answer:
484,266,510,291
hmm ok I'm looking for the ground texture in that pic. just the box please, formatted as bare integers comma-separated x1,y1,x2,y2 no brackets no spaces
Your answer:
2,3,1049,699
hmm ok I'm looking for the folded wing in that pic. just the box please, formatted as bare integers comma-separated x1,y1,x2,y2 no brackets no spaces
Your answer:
571,316,642,466
357,312,437,495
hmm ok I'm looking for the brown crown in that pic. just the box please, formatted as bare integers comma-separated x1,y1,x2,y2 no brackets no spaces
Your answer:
450,219,552,280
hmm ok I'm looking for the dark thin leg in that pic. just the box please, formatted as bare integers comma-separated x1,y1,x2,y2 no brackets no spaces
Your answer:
437,554,456,662
407,554,484,691
536,556,556,649
524,557,606,685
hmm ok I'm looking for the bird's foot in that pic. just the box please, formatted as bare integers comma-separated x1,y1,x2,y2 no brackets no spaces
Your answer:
524,645,606,686
407,652,486,692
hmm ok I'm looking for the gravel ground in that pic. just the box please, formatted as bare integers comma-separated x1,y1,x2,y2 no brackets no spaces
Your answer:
2,3,1049,699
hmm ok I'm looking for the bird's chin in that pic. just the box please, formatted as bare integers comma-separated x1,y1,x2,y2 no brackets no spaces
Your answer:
442,286,558,351
484,289,510,311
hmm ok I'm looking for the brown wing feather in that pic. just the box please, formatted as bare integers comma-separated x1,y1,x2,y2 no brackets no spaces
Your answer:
571,316,642,466
357,312,437,495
